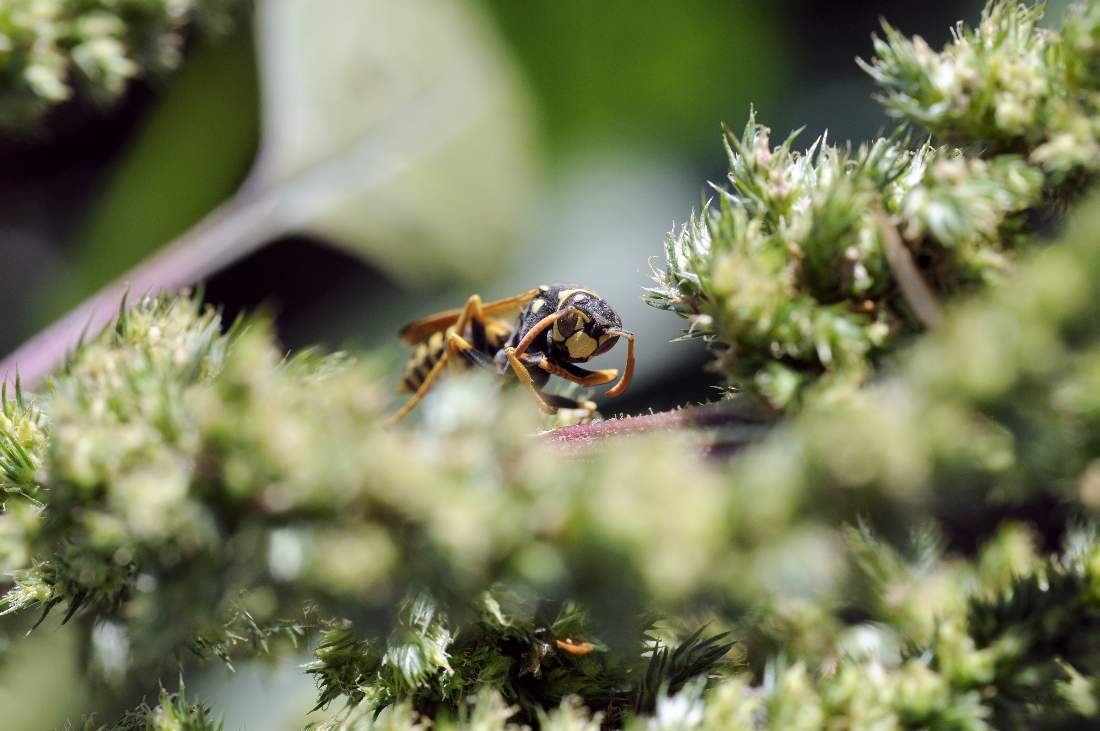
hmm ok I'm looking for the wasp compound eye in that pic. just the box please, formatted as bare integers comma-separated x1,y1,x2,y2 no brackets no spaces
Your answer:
554,309,580,338
592,330,620,357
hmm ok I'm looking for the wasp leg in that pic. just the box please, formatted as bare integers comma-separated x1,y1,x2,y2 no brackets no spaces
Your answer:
540,392,598,413
527,354,617,387
444,331,487,371
454,294,505,355
504,346,557,414
520,354,600,413
453,294,485,335
512,307,580,360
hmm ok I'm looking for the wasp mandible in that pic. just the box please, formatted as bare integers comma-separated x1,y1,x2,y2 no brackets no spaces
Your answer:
387,284,635,425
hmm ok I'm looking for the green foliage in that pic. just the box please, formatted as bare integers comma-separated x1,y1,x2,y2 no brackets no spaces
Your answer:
0,0,238,129
308,591,734,727
9,1,1100,728
308,528,1100,729
0,292,744,717
6,175,1100,723
647,0,1100,410
5,182,1100,724
34,30,260,330
91,681,224,731
479,0,790,155
862,0,1100,180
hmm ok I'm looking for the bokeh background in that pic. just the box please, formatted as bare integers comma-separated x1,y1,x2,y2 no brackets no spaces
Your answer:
0,0,989,727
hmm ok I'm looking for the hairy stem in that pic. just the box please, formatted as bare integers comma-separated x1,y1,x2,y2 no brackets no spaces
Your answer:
546,399,775,456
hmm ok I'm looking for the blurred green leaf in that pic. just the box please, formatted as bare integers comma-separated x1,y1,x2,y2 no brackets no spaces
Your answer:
34,28,260,326
250,0,537,283
15,0,538,384
0,618,91,728
480,0,791,156
39,0,536,324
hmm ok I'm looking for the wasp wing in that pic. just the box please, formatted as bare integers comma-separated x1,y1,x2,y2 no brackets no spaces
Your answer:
399,287,544,346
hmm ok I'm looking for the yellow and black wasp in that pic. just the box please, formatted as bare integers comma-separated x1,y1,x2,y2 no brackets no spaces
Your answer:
387,284,635,425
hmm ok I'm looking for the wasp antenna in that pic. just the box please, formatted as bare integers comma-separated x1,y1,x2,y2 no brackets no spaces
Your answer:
604,331,635,398
513,308,577,360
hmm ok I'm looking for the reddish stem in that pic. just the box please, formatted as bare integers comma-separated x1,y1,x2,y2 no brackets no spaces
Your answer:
0,189,279,388
544,399,775,457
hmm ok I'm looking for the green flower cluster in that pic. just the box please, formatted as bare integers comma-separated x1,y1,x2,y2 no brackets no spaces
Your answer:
647,127,1041,408
308,592,733,729
5,183,1100,726
89,681,223,731
0,0,237,128
0,294,745,706
864,0,1100,179
105,525,1100,730
9,2,1100,727
647,0,1100,410
0,376,45,575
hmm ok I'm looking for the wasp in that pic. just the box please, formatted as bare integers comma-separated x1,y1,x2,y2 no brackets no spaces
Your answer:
387,284,635,425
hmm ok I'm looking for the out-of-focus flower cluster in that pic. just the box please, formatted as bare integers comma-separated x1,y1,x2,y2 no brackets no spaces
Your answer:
864,0,1100,179
0,294,750,718
105,525,1100,730
648,0,1100,410
0,0,237,128
9,2,1100,727
9,183,1100,726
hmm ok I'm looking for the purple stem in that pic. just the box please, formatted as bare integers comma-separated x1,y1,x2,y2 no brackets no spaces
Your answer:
545,399,775,457
0,188,280,388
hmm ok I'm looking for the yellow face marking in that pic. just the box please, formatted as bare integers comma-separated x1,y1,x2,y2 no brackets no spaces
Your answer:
530,298,546,314
565,331,598,359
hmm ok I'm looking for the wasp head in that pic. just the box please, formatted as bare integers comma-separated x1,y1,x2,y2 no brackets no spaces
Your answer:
549,289,625,363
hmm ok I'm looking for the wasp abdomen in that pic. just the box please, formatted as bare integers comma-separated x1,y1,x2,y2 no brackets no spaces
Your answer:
400,323,510,393
401,331,446,393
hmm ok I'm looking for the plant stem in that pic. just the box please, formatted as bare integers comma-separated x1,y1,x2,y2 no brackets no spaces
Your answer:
0,188,282,387
545,399,775,457
877,210,943,328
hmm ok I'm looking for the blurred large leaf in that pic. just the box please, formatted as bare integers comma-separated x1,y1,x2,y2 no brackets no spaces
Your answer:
250,0,537,282
33,29,260,326
480,0,789,156
7,0,537,384
0,619,91,728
